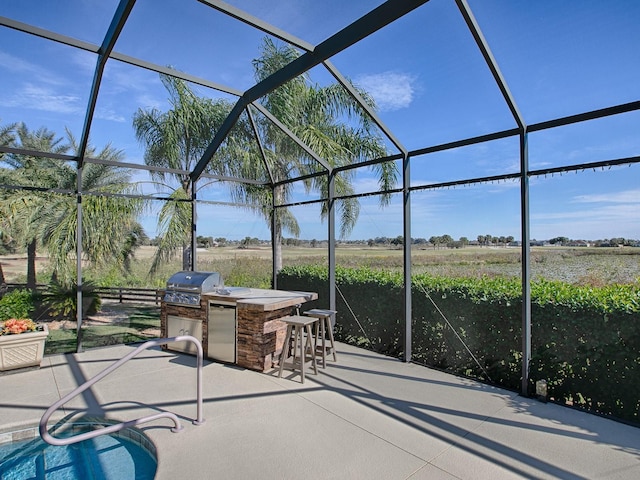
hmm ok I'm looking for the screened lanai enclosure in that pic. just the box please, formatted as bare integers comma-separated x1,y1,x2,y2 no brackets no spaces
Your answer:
0,1,639,423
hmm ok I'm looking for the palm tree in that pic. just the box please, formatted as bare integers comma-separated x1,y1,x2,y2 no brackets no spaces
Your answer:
36,132,144,283
133,74,238,274
0,120,16,289
134,38,396,274
0,120,15,159
1,124,143,285
2,124,69,288
227,38,397,270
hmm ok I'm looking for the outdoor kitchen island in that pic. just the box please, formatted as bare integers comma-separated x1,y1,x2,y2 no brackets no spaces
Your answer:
161,287,318,372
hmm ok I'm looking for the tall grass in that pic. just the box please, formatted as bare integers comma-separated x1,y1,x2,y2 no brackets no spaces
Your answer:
4,245,640,289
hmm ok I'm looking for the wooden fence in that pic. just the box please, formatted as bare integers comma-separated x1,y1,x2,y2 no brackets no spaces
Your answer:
93,287,162,304
4,283,162,304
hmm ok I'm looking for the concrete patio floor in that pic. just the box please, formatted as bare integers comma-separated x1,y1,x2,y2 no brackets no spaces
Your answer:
1,342,638,479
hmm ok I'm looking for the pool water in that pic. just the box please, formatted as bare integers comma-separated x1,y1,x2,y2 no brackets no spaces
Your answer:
0,424,157,480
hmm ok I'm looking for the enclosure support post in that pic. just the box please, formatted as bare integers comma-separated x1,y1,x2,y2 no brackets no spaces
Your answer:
271,185,278,289
328,172,336,312
457,0,531,394
402,152,412,363
190,179,197,271
76,165,84,353
520,131,532,395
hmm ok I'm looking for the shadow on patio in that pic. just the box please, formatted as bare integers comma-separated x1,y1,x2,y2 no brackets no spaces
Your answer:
1,342,638,479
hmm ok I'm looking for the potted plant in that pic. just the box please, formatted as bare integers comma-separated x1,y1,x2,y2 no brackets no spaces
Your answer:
0,288,49,371
0,318,49,371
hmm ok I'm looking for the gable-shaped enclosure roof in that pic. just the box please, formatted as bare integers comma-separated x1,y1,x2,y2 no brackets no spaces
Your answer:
1,1,639,395
2,1,639,185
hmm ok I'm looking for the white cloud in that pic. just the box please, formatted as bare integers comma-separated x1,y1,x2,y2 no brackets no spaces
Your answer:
94,107,126,123
100,61,163,96
533,204,638,221
572,189,640,204
0,49,65,85
0,49,37,73
0,49,88,116
354,71,416,112
352,176,396,194
0,83,82,114
531,202,639,239
71,50,98,75
134,93,163,111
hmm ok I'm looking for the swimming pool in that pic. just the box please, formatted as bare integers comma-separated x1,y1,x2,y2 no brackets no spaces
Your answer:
0,421,157,479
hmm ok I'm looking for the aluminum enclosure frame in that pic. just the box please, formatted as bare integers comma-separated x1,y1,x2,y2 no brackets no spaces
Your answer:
0,0,639,397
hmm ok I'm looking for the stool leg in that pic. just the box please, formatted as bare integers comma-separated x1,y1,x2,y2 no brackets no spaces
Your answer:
298,325,306,383
320,318,327,368
305,324,318,376
292,325,299,362
326,317,337,362
313,319,325,369
279,325,293,379
288,326,296,359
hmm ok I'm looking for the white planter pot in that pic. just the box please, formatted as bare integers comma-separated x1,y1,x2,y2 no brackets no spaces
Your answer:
0,325,49,371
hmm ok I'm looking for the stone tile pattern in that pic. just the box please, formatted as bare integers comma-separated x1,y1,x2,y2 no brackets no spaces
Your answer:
236,304,295,372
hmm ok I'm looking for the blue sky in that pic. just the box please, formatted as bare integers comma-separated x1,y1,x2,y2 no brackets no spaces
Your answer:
1,0,639,242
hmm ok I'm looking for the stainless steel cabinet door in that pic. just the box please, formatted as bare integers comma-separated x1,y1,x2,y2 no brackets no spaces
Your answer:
208,303,236,363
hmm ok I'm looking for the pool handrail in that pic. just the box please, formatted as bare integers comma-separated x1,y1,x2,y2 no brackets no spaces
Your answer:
39,336,205,446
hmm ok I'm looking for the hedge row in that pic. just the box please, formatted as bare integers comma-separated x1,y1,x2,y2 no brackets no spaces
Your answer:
277,265,640,424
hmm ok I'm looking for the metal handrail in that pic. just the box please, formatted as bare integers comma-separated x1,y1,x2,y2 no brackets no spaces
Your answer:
39,336,205,446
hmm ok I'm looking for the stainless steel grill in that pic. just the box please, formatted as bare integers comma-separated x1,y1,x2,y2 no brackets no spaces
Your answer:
163,271,223,307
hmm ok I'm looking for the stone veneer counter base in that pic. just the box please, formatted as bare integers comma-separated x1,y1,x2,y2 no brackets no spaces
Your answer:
161,288,317,373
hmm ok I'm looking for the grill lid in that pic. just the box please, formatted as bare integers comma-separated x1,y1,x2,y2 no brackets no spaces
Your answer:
165,271,222,292
164,271,223,307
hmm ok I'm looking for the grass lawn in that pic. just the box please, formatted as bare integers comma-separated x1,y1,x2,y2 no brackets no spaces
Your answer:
44,304,161,354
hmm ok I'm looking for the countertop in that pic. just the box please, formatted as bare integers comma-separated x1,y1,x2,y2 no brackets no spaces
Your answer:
202,287,317,312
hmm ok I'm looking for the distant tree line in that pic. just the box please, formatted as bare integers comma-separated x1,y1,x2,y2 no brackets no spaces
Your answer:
147,234,639,250
546,236,639,247
364,235,515,249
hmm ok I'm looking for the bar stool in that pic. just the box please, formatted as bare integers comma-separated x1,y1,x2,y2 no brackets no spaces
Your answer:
303,309,337,368
278,315,319,383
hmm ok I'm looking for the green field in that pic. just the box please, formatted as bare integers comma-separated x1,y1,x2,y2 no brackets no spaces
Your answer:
2,244,639,288
196,245,640,286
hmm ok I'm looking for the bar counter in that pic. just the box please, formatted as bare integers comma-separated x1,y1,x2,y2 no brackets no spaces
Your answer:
161,288,317,372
